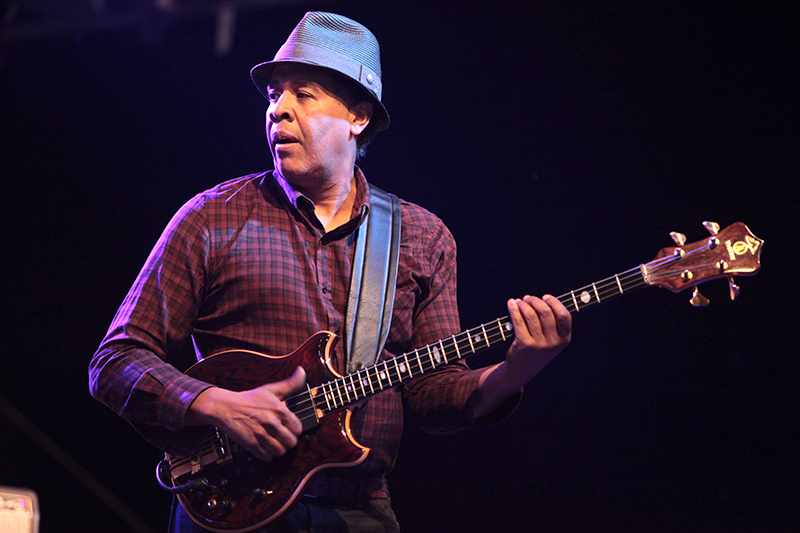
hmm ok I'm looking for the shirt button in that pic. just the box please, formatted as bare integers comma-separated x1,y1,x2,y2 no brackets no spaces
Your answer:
322,287,328,294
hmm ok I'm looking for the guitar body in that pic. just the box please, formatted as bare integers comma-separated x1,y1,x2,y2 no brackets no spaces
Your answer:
165,332,369,532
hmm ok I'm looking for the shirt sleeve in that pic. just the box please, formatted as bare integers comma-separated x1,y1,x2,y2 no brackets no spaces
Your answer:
399,206,521,434
88,194,214,454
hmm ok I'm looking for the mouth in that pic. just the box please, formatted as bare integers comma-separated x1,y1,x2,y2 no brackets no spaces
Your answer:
271,131,299,149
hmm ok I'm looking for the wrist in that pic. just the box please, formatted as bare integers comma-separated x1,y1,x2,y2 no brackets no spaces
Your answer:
185,386,225,426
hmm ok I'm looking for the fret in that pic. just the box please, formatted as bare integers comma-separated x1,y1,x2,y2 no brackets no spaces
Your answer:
473,332,482,350
426,345,436,368
571,290,579,311
480,324,489,347
439,339,449,363
401,353,412,377
355,373,364,398
341,378,351,403
497,318,507,341
381,362,392,386
303,389,316,419
592,283,600,303
356,369,367,397
392,358,402,381
371,365,379,388
358,368,368,395
417,349,427,374
349,373,361,400
615,273,623,294
409,350,419,376
467,329,475,352
322,382,333,411
415,350,424,375
344,375,352,400
325,382,335,410
451,334,461,358
431,343,442,365
366,367,375,394
331,382,342,410
335,380,345,407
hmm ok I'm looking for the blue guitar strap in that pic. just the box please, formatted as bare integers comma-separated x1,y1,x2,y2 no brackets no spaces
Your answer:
344,184,401,373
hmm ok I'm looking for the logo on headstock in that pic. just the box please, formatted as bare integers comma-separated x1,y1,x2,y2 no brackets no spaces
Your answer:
726,235,761,261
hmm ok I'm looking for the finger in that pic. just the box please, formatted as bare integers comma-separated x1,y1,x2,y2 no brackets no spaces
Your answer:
277,402,304,436
542,294,572,338
521,295,553,335
268,366,307,400
508,298,535,343
247,415,302,461
251,435,287,462
522,295,552,318
264,421,300,452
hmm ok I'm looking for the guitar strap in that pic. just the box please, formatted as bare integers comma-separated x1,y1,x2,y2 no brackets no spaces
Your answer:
344,184,402,373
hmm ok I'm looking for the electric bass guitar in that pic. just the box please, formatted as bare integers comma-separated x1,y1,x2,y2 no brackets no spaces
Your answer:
156,221,763,532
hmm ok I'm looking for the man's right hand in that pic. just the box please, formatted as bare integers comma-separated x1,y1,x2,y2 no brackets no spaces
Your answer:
185,366,307,462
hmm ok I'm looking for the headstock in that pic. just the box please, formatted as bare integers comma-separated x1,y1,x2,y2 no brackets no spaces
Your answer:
644,221,763,306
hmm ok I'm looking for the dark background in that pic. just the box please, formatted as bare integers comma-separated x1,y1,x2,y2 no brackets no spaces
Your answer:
2,1,797,531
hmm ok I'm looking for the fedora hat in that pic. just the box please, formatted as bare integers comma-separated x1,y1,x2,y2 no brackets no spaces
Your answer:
250,12,390,133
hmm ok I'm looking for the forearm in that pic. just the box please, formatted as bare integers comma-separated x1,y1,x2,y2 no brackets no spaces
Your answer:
474,295,572,418
473,362,529,419
89,344,211,431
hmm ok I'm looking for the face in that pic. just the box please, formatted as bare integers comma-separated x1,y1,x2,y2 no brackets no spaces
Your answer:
265,64,370,186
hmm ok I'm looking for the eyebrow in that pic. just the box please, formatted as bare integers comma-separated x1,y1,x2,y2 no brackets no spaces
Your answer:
267,76,320,90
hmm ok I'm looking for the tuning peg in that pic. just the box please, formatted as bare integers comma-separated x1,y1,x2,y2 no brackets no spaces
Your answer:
707,220,743,299
728,279,741,300
670,231,687,246
702,221,720,235
689,286,710,307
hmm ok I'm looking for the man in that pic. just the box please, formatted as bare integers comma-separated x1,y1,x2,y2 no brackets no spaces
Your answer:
89,12,571,532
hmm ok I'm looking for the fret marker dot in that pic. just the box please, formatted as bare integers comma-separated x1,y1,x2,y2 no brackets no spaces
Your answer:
580,291,591,303
433,346,442,364
399,363,407,374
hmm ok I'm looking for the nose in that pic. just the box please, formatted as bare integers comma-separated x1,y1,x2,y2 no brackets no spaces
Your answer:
267,93,292,123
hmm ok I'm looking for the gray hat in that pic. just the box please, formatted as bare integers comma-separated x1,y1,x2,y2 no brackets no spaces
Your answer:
250,12,390,133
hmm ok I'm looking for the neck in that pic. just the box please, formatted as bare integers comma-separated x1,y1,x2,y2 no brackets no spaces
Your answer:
311,174,357,231
278,166,356,231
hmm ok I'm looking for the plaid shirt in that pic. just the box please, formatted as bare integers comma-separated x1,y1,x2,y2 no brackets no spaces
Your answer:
89,168,515,476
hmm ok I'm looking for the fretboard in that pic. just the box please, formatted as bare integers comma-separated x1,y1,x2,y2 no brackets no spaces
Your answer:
557,264,649,312
288,264,649,424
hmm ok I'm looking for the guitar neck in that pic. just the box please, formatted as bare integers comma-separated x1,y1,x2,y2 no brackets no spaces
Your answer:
557,264,649,312
306,265,649,418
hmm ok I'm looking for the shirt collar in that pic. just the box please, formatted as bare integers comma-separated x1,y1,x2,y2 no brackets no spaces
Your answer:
270,168,370,240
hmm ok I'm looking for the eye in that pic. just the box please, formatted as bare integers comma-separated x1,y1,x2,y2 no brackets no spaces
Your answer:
266,89,281,102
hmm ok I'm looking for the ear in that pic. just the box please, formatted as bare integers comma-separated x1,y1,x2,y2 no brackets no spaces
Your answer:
349,100,373,136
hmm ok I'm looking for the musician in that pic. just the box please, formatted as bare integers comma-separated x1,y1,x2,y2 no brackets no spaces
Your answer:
89,11,572,532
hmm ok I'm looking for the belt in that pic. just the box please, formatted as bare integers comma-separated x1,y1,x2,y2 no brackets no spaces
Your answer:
302,474,390,503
